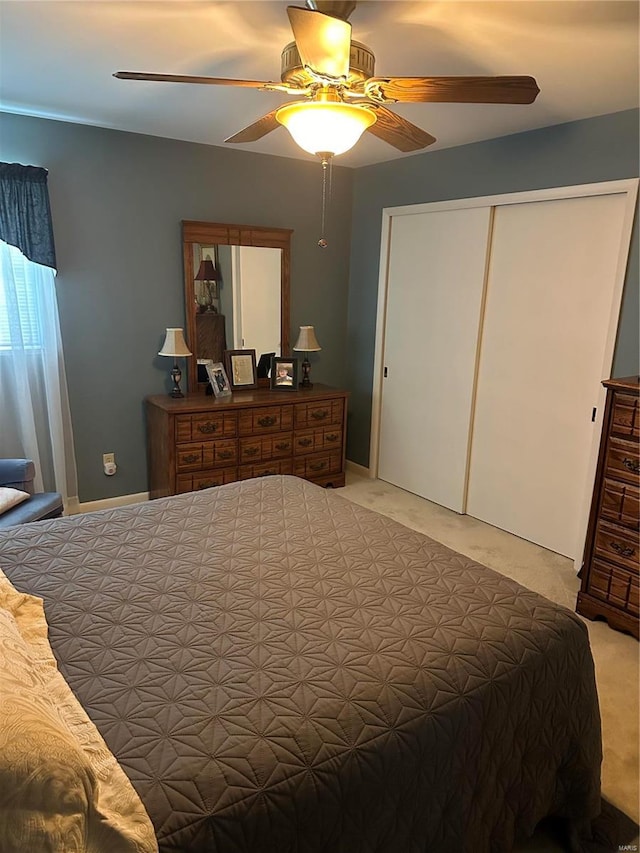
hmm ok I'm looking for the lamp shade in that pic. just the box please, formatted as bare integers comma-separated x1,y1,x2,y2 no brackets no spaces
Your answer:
158,328,192,358
293,325,322,352
194,258,220,281
276,101,376,157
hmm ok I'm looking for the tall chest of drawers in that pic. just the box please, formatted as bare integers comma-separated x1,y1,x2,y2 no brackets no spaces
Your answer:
576,376,639,638
145,384,348,498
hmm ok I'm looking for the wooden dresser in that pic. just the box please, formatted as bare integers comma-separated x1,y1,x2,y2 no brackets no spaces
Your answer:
146,384,348,498
576,376,639,638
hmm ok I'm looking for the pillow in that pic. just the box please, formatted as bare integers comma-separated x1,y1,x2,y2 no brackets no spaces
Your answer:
0,570,158,853
0,486,30,516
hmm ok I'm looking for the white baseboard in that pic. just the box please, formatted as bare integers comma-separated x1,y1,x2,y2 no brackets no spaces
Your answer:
66,492,149,515
346,460,372,478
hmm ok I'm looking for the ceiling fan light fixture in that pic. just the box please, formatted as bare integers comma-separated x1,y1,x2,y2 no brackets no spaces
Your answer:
276,100,375,157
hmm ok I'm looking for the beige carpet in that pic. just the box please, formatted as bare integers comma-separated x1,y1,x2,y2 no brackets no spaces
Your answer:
341,470,639,851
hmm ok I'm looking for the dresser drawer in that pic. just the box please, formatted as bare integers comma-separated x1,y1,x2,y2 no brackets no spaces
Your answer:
605,437,640,486
238,459,294,480
600,479,639,531
176,468,237,493
294,398,344,429
594,519,639,573
294,426,343,455
239,433,293,463
176,439,237,471
176,412,237,442
611,392,640,440
588,558,639,616
238,405,293,435
293,451,342,480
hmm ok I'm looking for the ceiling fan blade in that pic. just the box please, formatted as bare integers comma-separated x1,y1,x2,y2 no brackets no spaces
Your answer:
113,71,298,92
367,107,436,152
364,76,540,105
224,110,282,144
287,6,351,80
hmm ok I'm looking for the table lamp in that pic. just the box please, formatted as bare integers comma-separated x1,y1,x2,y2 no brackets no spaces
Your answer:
158,328,192,398
194,257,221,313
293,325,321,388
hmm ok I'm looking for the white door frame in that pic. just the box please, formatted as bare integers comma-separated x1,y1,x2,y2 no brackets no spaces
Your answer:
369,179,638,560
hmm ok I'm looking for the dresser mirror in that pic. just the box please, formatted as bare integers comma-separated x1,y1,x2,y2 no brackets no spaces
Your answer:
182,221,292,392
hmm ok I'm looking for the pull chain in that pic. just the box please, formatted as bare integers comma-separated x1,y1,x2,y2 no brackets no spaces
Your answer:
318,153,333,248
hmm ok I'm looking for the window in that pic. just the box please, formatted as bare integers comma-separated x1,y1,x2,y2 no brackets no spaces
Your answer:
0,241,44,351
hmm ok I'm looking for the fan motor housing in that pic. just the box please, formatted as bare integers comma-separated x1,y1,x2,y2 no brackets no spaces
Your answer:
280,40,375,87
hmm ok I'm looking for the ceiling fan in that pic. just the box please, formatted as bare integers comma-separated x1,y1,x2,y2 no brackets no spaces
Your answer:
114,0,540,160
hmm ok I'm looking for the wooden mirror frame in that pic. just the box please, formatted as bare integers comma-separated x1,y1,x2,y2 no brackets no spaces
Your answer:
182,220,293,393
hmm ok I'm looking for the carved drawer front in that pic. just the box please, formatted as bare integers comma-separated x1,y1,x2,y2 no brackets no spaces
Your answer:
176,412,237,442
176,439,237,472
594,519,639,573
294,398,344,429
589,558,640,616
611,392,640,440
239,405,293,436
600,480,640,531
293,451,342,480
176,469,237,494
294,426,343,455
237,459,294,480
605,437,640,486
239,433,293,463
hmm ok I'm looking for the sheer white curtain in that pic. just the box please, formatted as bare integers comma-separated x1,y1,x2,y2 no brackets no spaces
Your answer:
0,239,77,500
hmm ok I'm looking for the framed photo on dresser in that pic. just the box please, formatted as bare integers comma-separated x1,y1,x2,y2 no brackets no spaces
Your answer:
224,349,258,391
270,357,298,391
205,361,232,398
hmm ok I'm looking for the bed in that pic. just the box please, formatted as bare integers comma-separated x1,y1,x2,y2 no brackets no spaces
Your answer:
0,475,602,852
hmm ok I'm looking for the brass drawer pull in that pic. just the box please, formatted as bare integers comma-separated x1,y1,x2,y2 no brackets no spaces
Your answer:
311,409,329,420
326,433,339,442
197,422,218,434
610,542,635,558
258,415,277,427
217,450,234,460
298,438,313,447
198,480,216,489
258,470,276,477
244,447,259,457
275,442,290,451
622,457,640,474
182,453,199,464
310,461,327,472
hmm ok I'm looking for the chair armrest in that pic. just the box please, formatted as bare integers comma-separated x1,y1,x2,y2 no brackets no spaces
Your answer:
0,459,36,494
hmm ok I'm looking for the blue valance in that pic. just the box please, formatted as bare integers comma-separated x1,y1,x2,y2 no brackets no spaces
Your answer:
0,162,57,269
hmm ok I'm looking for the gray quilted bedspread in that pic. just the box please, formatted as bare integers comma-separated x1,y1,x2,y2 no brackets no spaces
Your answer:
0,476,602,852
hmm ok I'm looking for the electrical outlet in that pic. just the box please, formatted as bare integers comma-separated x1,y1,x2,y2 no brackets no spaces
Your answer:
103,452,115,465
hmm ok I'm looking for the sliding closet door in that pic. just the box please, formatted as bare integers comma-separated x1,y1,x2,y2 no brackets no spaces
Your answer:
466,192,629,557
378,206,492,511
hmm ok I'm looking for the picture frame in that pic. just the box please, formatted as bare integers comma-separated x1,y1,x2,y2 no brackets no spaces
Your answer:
270,356,298,391
257,352,276,379
205,360,232,398
224,349,258,390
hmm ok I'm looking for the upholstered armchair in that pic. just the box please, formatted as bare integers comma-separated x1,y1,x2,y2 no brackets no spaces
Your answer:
0,459,64,528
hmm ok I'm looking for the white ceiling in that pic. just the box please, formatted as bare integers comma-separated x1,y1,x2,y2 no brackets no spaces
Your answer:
0,1,638,168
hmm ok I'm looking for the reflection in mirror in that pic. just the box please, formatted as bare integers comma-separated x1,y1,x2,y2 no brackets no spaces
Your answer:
182,222,292,392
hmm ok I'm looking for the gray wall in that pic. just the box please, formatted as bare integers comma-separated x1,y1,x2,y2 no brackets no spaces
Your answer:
346,109,640,467
0,113,354,500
